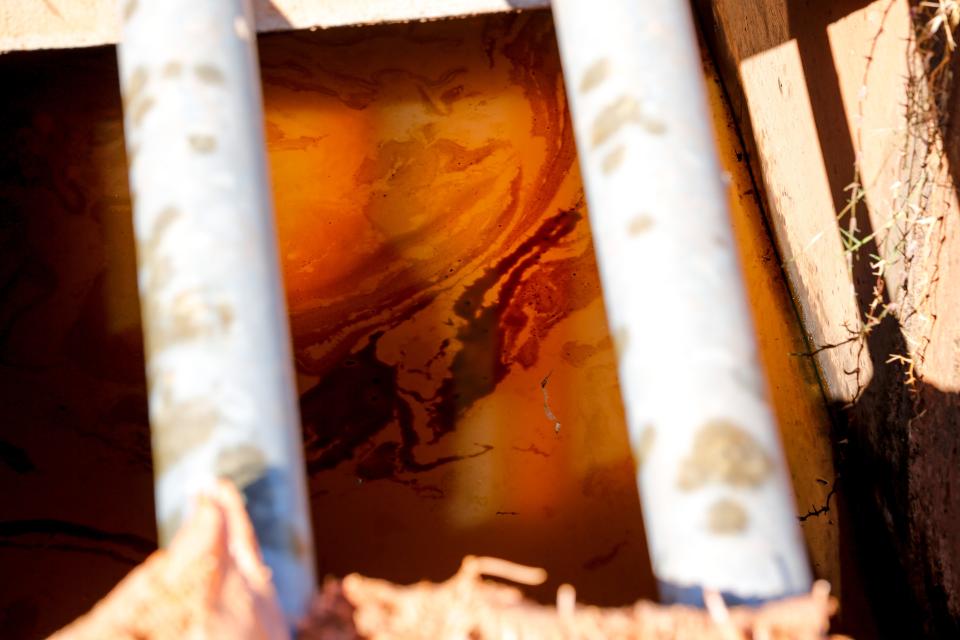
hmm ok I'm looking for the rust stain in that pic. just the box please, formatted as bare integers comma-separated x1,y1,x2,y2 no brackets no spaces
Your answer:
592,96,640,147
601,145,625,175
188,134,217,153
611,326,630,358
195,64,225,85
151,397,220,474
169,291,210,341
642,116,666,135
628,214,653,236
122,0,137,23
126,143,139,166
140,206,180,267
215,444,267,489
633,425,655,470
708,498,748,534
131,96,155,127
579,58,610,94
123,66,148,110
138,207,183,358
162,61,182,78
166,291,233,345
592,95,665,148
677,419,773,491
217,303,235,331
143,291,234,355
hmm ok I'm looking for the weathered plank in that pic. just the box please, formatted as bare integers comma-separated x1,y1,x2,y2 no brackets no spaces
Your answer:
0,0,548,53
699,0,960,636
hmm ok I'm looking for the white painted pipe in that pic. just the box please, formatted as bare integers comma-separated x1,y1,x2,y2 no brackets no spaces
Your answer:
117,0,315,621
551,0,812,604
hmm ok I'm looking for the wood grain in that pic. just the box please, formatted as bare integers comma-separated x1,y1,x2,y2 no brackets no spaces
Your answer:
699,1,960,635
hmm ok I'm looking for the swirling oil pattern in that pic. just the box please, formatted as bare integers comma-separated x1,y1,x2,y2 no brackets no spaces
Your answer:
0,10,840,640
259,13,652,603
0,13,653,638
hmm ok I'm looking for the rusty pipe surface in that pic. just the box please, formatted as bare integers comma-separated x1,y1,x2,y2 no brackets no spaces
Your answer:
117,0,315,621
551,0,812,605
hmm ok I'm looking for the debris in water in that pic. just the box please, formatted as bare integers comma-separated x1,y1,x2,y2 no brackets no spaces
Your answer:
540,372,562,433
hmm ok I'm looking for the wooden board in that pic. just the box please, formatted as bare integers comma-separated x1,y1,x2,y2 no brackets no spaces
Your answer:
698,0,960,635
0,0,548,53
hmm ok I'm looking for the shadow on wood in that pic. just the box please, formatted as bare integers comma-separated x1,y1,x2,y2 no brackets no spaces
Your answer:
698,0,960,636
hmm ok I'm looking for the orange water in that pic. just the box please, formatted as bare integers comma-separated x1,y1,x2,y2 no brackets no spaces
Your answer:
0,11,838,638
260,13,651,604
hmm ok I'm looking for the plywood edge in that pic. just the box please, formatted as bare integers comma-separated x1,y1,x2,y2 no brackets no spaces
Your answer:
694,1,960,635
0,0,550,53
694,0,870,404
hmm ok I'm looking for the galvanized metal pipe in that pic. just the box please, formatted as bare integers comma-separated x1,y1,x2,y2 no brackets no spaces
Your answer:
552,0,812,604
117,0,315,621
